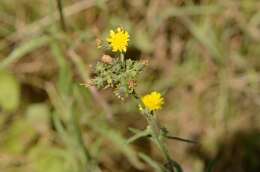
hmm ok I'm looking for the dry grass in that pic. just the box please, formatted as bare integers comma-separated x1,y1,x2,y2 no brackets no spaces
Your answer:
0,0,260,172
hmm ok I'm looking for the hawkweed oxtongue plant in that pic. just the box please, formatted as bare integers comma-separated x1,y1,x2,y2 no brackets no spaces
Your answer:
87,27,196,172
90,27,145,100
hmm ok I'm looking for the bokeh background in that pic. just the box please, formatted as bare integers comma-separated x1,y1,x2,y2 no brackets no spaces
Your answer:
0,0,260,172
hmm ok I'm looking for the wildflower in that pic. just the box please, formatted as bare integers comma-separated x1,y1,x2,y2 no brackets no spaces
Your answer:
141,91,164,111
107,27,129,53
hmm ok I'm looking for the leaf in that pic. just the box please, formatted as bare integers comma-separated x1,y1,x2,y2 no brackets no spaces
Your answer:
139,153,163,172
26,103,50,133
29,145,70,172
0,119,35,154
0,70,20,112
127,127,150,144
89,120,144,169
50,38,72,95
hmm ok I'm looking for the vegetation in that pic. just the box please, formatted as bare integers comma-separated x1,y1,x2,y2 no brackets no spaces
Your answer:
0,0,260,172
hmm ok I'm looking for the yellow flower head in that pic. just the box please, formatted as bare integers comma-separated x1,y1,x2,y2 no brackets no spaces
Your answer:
141,91,164,111
107,27,129,53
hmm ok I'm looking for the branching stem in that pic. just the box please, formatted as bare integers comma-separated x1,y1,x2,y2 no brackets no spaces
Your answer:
132,92,178,172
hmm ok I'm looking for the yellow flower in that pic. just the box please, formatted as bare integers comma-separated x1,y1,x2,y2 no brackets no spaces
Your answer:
141,91,164,111
107,27,129,53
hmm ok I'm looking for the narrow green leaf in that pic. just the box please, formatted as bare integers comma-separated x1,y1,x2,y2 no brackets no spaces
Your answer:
0,70,20,112
0,36,50,69
139,153,163,172
127,128,150,144
26,103,50,132
50,39,72,95
89,121,144,169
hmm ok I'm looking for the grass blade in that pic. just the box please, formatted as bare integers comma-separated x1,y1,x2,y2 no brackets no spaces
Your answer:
0,36,50,69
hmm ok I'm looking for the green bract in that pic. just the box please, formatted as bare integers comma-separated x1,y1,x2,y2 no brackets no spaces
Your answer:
92,58,144,99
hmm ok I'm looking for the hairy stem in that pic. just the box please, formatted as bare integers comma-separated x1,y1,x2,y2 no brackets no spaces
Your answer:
120,53,124,62
145,112,175,172
132,92,177,172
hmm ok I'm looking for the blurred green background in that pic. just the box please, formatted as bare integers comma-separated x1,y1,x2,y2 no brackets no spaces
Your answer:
0,0,260,172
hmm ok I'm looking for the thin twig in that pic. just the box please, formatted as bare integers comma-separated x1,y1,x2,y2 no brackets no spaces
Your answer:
56,0,67,31
166,135,197,144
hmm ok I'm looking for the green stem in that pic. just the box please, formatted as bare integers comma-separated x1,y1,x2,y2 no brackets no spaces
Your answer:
120,53,124,62
120,53,126,70
145,112,174,169
132,92,176,171
56,0,67,31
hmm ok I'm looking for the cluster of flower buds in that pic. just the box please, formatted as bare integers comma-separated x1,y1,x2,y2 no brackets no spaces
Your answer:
88,27,147,99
